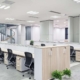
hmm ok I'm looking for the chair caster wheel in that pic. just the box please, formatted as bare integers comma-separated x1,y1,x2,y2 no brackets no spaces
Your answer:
28,72,29,74
29,77,31,79
22,75,24,77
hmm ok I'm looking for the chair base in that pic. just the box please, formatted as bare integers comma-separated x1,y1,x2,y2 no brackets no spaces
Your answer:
22,69,34,79
6,63,16,69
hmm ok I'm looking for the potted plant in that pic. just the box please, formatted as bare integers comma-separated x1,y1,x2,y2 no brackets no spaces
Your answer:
51,70,62,80
63,69,71,79
30,40,34,45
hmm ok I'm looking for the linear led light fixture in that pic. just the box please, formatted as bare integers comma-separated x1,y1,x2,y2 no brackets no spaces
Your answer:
0,4,10,9
4,6,10,9
5,18,14,20
0,5,6,9
51,16,60,18
74,0,80,3
27,21,35,23
27,11,39,15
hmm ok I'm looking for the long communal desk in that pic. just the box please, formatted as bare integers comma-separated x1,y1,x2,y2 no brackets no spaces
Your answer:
0,43,70,80
74,48,80,61
1,48,34,72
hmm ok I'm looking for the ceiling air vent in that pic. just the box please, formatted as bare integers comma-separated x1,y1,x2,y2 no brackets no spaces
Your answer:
29,16,39,19
49,11,61,14
2,0,15,5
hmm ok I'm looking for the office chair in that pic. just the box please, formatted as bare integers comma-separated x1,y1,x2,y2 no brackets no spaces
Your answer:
70,46,76,61
41,44,45,46
0,48,4,63
6,49,16,69
22,52,34,79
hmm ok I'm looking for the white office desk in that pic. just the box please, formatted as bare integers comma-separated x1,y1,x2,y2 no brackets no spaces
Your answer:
0,43,70,80
2,48,34,57
1,48,35,72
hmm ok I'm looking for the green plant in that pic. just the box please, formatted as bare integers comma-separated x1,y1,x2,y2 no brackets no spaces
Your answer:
51,70,62,80
63,69,71,77
30,40,34,45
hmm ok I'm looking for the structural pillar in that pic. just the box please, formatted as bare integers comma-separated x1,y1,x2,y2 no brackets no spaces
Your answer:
68,16,80,43
17,25,25,45
40,20,53,42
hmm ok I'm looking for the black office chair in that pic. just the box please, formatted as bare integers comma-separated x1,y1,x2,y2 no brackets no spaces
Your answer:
6,49,16,69
22,52,34,79
70,46,76,61
0,48,4,63
41,44,45,46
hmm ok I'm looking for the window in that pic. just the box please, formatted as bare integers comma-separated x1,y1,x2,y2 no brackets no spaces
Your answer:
26,26,31,40
65,28,68,39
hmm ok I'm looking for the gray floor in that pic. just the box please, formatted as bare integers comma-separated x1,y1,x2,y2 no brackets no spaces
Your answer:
0,62,80,80
0,63,33,80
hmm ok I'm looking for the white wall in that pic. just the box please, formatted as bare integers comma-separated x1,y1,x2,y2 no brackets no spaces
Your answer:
53,28,65,42
10,24,66,45
25,26,40,45
31,26,40,41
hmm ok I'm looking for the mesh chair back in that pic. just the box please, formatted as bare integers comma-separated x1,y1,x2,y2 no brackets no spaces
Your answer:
30,60,34,70
41,44,45,46
70,46,75,55
0,48,1,52
25,52,32,67
7,49,13,60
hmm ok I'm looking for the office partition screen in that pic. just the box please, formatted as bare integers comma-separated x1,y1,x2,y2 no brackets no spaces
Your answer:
26,26,31,40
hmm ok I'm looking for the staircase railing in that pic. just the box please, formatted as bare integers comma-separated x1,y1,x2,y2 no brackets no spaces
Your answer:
4,30,15,41
0,30,15,43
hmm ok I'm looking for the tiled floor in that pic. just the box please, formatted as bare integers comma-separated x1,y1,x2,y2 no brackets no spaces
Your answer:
0,62,80,80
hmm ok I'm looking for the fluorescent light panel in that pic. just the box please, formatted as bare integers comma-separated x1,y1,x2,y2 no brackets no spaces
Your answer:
5,18,14,20
74,0,80,3
0,5,6,9
27,21,35,23
51,16,60,18
0,4,10,9
27,11,39,14
4,6,10,9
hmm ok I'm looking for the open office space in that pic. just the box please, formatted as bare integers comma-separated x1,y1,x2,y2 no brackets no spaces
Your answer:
0,0,80,80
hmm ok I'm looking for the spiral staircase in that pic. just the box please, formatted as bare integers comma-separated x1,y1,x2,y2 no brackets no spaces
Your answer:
0,27,15,43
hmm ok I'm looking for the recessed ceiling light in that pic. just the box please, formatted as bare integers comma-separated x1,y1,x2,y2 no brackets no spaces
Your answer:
0,5,6,9
4,6,10,9
27,11,39,15
27,21,35,23
5,18,14,20
10,18,14,20
74,0,80,3
51,16,60,18
5,18,9,20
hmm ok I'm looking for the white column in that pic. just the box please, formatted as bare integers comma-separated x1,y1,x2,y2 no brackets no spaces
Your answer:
40,20,53,42
68,16,80,43
17,25,22,44
21,26,26,45
17,25,26,45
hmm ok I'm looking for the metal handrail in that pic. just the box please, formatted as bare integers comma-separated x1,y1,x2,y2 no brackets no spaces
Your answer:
2,30,15,42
